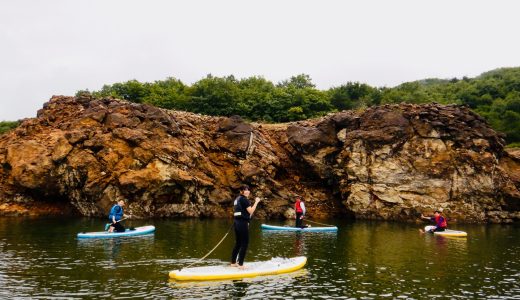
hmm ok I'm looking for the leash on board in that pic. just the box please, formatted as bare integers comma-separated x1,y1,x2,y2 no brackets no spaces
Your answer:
182,223,234,269
304,219,335,227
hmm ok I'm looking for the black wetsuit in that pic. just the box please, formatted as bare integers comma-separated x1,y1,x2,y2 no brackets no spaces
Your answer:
296,212,304,228
231,195,251,266
111,222,125,233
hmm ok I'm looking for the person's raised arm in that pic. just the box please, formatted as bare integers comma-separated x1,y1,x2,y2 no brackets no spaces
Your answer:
246,197,261,216
420,214,431,221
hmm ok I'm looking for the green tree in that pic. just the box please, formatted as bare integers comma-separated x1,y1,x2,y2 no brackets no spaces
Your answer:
277,74,315,89
92,80,150,103
329,82,376,110
187,75,240,116
142,77,189,110
236,76,276,120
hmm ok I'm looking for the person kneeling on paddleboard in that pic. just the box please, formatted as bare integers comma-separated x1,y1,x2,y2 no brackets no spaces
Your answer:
108,200,126,233
295,196,307,228
231,185,260,269
421,209,447,232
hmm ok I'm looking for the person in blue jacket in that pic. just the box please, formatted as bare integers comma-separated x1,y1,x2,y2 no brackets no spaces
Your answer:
108,200,126,233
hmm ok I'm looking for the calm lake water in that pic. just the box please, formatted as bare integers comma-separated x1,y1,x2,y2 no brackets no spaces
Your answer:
0,217,519,299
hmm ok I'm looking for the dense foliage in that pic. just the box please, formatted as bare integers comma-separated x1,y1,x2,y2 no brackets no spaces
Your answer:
0,121,20,135
77,67,520,144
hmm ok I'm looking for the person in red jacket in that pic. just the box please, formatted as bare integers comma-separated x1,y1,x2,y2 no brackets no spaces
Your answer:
421,209,447,232
295,196,306,228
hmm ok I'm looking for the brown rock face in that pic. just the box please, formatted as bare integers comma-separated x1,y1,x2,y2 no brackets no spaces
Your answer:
0,96,518,223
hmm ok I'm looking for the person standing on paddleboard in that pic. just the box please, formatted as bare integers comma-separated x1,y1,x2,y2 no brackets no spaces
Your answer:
108,199,126,233
231,185,261,269
295,196,307,228
421,209,447,232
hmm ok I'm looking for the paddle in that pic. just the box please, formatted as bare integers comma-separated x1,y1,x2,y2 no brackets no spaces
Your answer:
104,216,129,231
304,219,336,227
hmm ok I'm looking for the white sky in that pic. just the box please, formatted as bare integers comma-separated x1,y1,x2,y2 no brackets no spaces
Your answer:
1,0,519,120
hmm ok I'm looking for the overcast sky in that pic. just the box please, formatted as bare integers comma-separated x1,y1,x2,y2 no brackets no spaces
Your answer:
1,0,519,120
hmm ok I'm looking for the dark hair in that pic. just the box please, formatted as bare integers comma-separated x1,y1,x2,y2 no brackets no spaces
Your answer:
239,185,250,192
434,210,441,213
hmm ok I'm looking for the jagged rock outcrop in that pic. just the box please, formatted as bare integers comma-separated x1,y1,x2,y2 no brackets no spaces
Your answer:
287,105,519,223
0,96,518,223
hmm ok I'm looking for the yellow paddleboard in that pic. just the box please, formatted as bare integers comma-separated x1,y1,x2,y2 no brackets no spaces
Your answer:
434,230,468,237
169,256,307,281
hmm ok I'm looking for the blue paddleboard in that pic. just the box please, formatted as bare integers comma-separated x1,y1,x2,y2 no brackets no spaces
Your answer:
77,225,155,239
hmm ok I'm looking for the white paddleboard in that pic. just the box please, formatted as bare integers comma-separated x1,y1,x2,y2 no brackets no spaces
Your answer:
424,226,467,237
169,256,307,281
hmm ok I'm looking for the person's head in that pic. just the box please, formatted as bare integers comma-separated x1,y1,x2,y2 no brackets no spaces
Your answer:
239,185,250,197
434,209,442,216
118,199,125,207
295,196,302,202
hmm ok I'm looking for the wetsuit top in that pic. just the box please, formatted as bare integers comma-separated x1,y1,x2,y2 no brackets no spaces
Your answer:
233,195,251,222
431,215,447,228
108,204,124,221
295,200,306,215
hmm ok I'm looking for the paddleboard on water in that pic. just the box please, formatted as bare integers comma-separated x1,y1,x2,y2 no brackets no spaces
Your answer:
424,226,467,237
77,225,155,239
261,224,338,232
169,256,307,281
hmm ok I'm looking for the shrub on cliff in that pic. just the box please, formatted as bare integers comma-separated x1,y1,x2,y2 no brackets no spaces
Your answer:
0,121,19,135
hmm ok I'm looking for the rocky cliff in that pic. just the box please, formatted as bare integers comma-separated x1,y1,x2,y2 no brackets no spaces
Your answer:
0,96,519,223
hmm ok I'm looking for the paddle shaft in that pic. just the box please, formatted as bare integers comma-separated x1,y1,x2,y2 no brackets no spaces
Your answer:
104,217,129,231
110,216,128,224
304,219,335,227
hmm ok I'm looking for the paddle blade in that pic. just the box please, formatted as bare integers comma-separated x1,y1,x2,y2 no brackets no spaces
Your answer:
104,223,110,231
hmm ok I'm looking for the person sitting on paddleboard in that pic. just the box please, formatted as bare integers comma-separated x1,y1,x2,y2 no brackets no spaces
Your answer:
295,196,307,228
421,209,447,232
108,199,126,233
231,185,261,269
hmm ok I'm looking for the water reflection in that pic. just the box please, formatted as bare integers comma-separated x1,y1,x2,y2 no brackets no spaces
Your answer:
294,233,304,256
77,235,155,260
168,269,309,299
